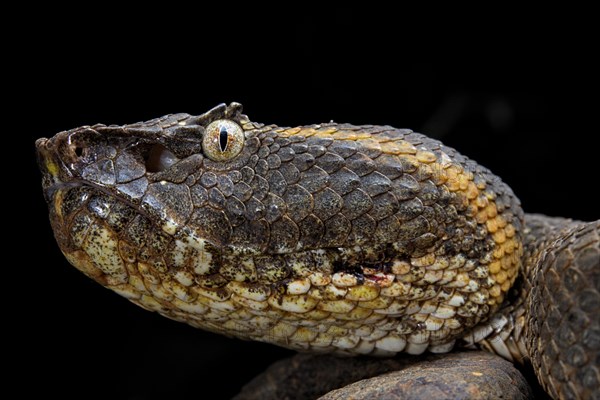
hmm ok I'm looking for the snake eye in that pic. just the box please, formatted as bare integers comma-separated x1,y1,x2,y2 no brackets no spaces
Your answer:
202,119,244,161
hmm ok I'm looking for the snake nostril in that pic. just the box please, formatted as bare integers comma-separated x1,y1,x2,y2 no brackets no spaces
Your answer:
70,144,88,161
66,131,86,160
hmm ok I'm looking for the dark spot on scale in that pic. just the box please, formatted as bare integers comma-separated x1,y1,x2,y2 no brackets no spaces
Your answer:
270,286,286,305
75,146,84,157
381,261,394,273
355,273,365,285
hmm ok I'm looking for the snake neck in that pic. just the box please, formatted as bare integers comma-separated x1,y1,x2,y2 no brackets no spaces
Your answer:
459,214,581,364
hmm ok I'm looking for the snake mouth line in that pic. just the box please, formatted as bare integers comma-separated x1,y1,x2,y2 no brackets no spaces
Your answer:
47,180,405,280
44,180,86,202
47,179,157,224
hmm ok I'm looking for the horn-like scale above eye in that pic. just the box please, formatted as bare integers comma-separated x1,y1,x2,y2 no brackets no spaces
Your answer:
202,119,245,161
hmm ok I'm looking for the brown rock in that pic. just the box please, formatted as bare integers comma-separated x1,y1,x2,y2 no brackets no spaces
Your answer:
234,351,534,400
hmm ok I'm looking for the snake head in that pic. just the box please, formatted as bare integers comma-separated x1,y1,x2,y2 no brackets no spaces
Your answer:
35,102,251,283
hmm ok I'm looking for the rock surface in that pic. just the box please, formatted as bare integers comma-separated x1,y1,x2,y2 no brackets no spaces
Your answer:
234,351,534,400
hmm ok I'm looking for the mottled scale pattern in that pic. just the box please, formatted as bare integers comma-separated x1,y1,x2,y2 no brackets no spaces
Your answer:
36,103,598,399
523,217,600,400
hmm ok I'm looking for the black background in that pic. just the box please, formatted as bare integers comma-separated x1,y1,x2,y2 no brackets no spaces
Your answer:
16,9,598,400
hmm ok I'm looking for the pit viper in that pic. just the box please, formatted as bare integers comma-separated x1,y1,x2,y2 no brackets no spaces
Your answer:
36,103,599,399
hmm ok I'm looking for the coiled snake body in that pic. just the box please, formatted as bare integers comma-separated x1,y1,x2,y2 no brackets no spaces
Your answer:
36,103,599,399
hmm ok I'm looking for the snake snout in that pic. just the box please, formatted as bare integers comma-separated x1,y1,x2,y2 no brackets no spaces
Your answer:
36,136,70,199
36,128,97,179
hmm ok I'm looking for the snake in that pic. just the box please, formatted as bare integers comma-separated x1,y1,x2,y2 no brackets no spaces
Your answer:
36,102,599,399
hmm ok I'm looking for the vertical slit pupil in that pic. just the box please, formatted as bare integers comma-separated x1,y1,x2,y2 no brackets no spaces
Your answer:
219,127,228,152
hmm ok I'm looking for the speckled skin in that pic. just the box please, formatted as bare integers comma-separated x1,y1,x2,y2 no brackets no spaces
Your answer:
36,103,598,399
